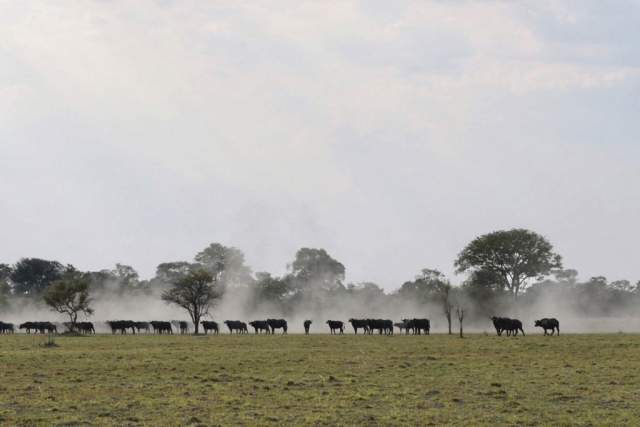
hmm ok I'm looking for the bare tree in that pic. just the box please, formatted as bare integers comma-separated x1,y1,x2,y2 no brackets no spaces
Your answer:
161,269,222,334
442,284,454,335
456,306,465,338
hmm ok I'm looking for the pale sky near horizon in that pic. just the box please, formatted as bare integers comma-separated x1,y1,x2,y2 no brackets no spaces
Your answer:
1,1,639,288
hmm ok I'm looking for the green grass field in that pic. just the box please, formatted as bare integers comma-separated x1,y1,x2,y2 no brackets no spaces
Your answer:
1,333,639,426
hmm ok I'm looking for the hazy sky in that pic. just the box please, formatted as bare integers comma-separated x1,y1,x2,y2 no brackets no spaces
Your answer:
1,1,639,288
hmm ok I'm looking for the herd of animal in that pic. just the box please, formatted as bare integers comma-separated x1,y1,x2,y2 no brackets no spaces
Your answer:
0,317,561,336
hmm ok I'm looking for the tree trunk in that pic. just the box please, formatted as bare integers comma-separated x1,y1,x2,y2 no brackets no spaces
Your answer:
193,315,200,335
446,312,452,335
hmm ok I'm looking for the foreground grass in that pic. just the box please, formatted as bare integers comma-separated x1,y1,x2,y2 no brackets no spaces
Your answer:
0,333,639,426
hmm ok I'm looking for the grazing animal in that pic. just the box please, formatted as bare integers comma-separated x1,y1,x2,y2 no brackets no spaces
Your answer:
348,318,369,335
150,321,172,334
491,317,524,336
0,321,14,334
133,321,150,334
534,318,560,336
303,320,312,335
180,321,189,334
37,322,57,334
505,318,525,336
201,321,219,335
491,317,508,336
65,322,95,334
77,322,95,334
224,320,247,334
266,318,288,335
393,320,407,333
401,319,415,335
107,320,137,334
411,318,430,335
249,320,270,334
326,320,344,334
19,322,37,334
174,321,189,334
366,319,393,335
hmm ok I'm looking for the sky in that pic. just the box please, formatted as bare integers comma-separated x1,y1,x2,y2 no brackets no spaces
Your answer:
1,1,639,289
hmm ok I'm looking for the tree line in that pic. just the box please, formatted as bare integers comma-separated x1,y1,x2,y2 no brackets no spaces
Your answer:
1,229,639,333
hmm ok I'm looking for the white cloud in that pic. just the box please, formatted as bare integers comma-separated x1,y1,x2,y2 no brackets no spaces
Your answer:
1,1,639,285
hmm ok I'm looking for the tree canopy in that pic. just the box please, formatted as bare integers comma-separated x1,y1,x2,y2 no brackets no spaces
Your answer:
161,269,222,334
195,243,253,287
289,248,345,292
455,229,562,299
11,258,72,295
43,274,94,329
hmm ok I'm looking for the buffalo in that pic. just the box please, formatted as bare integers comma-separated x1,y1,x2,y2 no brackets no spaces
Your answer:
0,321,14,334
326,320,344,334
348,318,369,335
412,318,430,335
303,320,312,335
249,320,270,334
171,321,189,334
64,322,95,334
19,322,37,334
367,319,393,335
150,321,172,334
107,320,137,334
394,321,408,334
491,317,524,336
19,321,57,334
201,321,219,335
267,318,287,335
224,320,248,334
535,318,560,336
134,321,150,334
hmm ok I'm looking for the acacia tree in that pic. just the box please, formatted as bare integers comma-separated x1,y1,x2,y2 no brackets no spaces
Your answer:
455,229,562,299
43,275,94,330
161,269,222,334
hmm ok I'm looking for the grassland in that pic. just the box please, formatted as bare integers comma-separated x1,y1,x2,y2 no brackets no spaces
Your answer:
0,333,639,426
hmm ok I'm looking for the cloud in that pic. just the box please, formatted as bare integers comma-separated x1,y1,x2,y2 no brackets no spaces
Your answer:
1,1,639,287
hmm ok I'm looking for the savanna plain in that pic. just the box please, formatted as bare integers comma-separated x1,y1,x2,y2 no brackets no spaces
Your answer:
0,333,638,426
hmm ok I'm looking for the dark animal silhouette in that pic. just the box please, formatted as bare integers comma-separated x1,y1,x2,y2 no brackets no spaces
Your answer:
304,320,312,335
201,321,219,335
505,318,525,336
172,321,189,334
0,321,14,334
401,319,415,334
19,321,57,334
64,322,95,334
326,320,344,334
107,320,137,334
367,319,393,335
150,321,172,334
19,322,37,333
394,321,408,334
410,318,430,335
535,318,559,336
491,317,524,336
134,321,150,333
224,320,247,334
77,322,95,334
491,317,508,336
249,320,270,334
267,318,287,334
348,318,369,334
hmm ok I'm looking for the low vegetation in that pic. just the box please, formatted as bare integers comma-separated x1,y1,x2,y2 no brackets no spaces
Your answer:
0,334,639,425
